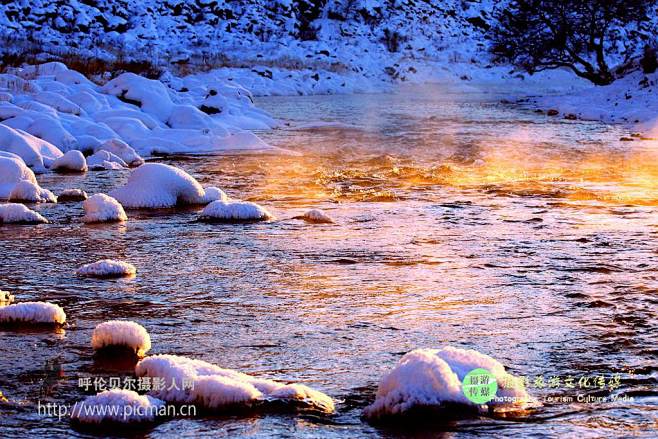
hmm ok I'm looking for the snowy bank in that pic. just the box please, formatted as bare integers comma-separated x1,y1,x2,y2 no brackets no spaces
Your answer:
0,63,280,170
199,200,274,223
82,194,127,223
364,347,535,419
109,163,224,208
0,203,48,224
76,259,136,278
0,153,38,199
135,354,334,414
71,389,165,425
0,301,66,326
92,320,151,357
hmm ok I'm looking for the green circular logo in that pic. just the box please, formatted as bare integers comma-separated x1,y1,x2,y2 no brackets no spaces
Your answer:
462,368,498,404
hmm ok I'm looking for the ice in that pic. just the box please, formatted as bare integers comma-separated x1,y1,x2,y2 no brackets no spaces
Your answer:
82,194,127,223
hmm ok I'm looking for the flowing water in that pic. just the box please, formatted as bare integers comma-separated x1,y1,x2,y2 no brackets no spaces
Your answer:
1,85,657,437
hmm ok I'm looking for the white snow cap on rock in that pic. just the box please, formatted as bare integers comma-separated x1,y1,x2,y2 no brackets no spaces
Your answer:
58,188,87,202
82,194,127,223
300,209,334,224
109,163,224,208
135,354,334,413
199,200,273,222
8,180,57,203
363,347,535,419
0,203,48,224
0,301,66,325
92,320,151,356
87,150,128,170
0,153,38,199
76,259,136,277
71,389,165,424
51,150,87,172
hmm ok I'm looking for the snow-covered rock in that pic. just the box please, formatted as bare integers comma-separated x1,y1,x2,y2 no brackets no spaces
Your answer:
92,320,151,357
0,203,48,224
95,139,144,167
0,123,62,173
71,389,165,425
87,150,128,170
76,259,136,278
199,200,273,222
298,209,334,224
0,153,37,199
82,194,127,223
109,163,223,208
51,150,87,173
8,180,57,203
0,301,66,325
135,354,334,413
58,189,88,202
364,347,535,419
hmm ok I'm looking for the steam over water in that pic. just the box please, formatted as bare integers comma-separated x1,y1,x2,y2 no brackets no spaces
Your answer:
1,86,656,437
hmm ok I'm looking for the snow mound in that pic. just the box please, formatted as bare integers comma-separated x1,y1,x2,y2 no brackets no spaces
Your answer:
0,290,15,305
0,203,48,224
83,194,127,223
87,150,128,170
76,259,136,278
58,189,87,202
299,209,334,224
364,347,534,419
71,389,165,425
95,139,144,167
0,301,66,325
109,163,219,208
199,200,273,223
135,354,334,413
8,180,57,203
92,320,151,357
200,186,229,204
51,150,87,172
0,153,37,199
0,123,62,173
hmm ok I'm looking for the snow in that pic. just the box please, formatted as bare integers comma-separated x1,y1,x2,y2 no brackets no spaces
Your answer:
70,389,165,425
363,347,534,419
87,150,128,170
58,188,88,202
109,163,223,208
0,63,281,166
0,153,37,199
8,180,57,203
51,150,87,172
299,209,334,224
82,194,127,223
76,259,136,278
0,301,66,325
135,354,334,413
0,203,48,224
199,200,274,222
91,320,151,357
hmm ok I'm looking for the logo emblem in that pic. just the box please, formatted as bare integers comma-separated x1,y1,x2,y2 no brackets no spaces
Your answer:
462,368,498,404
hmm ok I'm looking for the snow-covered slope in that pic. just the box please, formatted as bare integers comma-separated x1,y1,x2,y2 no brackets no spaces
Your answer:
0,1,498,93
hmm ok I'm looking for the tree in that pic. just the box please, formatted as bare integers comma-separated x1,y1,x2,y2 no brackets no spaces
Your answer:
489,0,653,85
